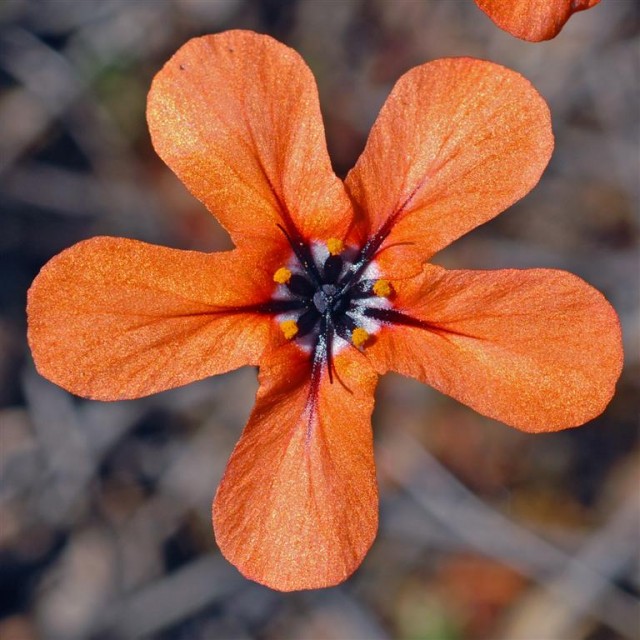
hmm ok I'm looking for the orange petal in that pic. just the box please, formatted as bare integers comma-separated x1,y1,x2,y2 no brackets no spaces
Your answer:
475,0,601,42
345,58,553,276
147,31,352,246
213,343,378,591
27,237,282,400
366,265,622,432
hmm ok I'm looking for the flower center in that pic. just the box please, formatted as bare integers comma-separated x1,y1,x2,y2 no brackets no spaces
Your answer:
272,237,393,360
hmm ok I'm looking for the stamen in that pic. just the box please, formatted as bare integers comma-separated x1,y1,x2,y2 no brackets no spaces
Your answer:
279,319,299,340
327,238,344,256
273,267,292,284
351,327,370,348
373,279,393,298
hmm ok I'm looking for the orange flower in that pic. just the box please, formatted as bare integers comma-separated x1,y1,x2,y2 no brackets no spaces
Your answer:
27,31,623,591
475,0,602,41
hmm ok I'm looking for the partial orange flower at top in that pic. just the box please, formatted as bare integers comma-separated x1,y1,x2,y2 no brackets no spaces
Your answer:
475,0,601,41
27,31,623,591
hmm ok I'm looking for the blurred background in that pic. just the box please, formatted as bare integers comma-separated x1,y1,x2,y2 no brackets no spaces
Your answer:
1,1,638,639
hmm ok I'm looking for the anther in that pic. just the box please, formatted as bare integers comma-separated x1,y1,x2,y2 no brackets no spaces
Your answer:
373,279,393,298
351,327,370,348
273,267,292,284
279,319,299,340
327,238,344,256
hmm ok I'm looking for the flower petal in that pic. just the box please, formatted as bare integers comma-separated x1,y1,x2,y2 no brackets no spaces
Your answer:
147,30,352,246
366,265,623,432
475,0,601,42
213,343,378,591
27,237,282,400
345,58,553,275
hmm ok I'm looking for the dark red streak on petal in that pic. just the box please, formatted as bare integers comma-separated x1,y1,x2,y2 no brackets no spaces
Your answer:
304,333,326,442
240,110,324,286
277,224,323,286
347,177,429,286
364,307,483,342
173,300,307,317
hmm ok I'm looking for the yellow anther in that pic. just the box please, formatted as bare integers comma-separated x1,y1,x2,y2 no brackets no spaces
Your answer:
351,327,370,348
279,319,299,340
327,238,344,256
373,279,393,298
273,267,292,284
